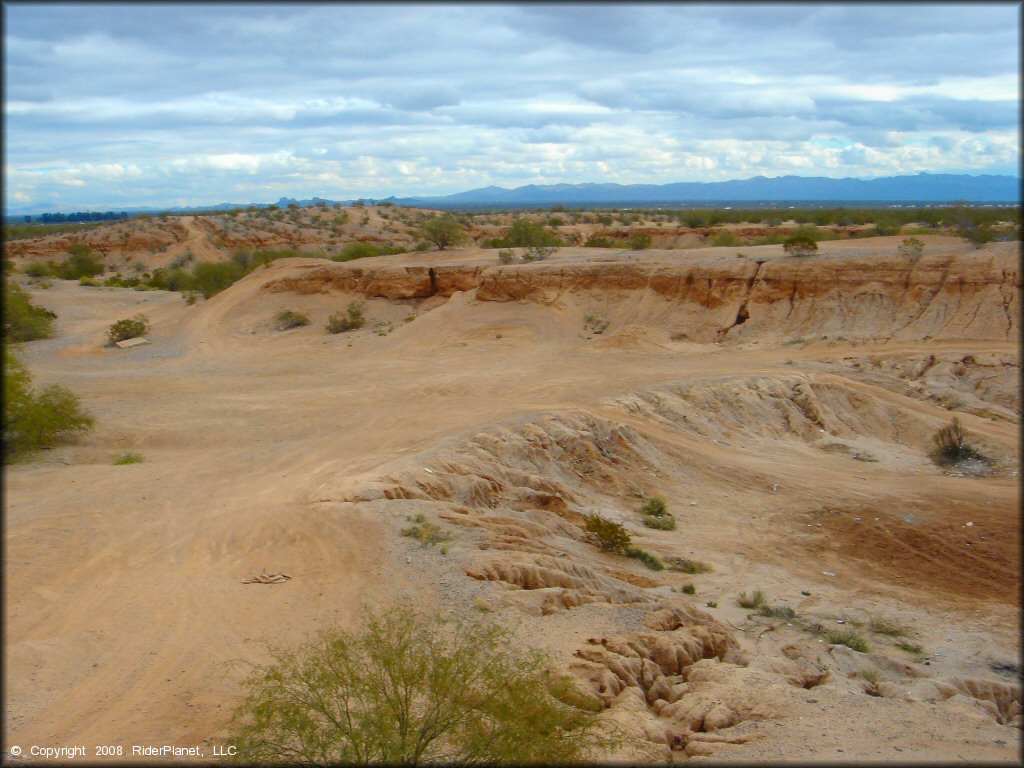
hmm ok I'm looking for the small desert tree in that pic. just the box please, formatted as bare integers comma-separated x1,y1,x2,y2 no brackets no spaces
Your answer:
224,606,617,764
4,345,93,460
420,216,467,250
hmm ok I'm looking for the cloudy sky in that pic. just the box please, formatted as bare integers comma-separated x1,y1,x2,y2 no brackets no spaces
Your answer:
4,3,1020,210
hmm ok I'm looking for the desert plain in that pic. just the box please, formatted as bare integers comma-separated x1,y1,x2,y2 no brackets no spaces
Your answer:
3,210,1021,763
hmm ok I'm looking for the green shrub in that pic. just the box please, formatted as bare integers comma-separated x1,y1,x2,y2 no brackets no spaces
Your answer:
759,604,797,619
103,275,141,288
826,630,869,653
497,248,516,264
643,514,676,530
639,495,667,517
681,584,696,595
4,283,56,341
584,235,614,248
333,242,386,262
711,229,743,247
24,261,54,278
107,314,149,345
223,606,618,764
736,589,767,609
190,260,246,298
627,233,652,250
4,346,93,460
114,452,145,465
582,513,631,554
493,218,562,249
78,276,100,287
146,266,195,292
705,601,717,608
275,310,310,330
326,301,365,334
625,546,663,570
783,235,818,257
53,244,105,280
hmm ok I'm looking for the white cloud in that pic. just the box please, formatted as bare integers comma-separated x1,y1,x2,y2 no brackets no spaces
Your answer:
3,3,1018,209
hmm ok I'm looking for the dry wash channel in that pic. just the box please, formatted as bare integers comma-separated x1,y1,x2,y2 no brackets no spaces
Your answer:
4,237,1020,762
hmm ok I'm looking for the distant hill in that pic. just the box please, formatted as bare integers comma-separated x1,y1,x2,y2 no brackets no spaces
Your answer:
6,172,1018,220
382,173,1020,207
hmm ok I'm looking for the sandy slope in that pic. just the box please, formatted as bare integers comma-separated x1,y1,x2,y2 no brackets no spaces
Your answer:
4,237,1020,763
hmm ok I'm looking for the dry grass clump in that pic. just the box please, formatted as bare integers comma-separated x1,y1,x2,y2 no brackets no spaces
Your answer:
930,416,985,465
868,616,909,637
826,630,869,653
275,309,310,330
759,604,797,620
113,452,145,465
326,301,365,334
643,514,676,530
736,589,767,609
625,547,663,571
666,557,712,574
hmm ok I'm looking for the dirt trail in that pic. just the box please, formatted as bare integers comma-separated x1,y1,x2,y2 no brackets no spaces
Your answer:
4,237,1020,762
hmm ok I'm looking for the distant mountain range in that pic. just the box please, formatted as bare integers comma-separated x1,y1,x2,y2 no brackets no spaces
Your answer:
383,173,1020,207
6,173,1019,218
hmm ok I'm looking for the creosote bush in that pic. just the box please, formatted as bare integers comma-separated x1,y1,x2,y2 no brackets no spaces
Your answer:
106,314,149,345
223,606,619,764
114,452,145,465
582,513,631,554
782,235,818,257
5,283,56,342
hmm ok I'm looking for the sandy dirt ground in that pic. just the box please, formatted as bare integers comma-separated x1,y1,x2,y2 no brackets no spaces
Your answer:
4,236,1020,763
